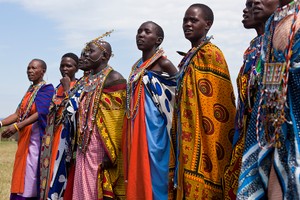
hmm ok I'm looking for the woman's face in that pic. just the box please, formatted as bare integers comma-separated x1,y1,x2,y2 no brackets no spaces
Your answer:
242,0,257,29
136,22,160,51
82,42,103,70
27,60,45,84
252,0,278,22
60,57,78,80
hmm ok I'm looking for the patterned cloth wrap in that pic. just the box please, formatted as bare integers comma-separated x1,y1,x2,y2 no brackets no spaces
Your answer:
40,81,77,200
123,49,177,200
72,68,126,200
10,83,54,198
172,40,236,200
223,35,263,200
236,1,300,199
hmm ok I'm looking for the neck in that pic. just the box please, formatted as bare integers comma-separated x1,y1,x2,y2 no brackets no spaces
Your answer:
256,23,265,36
92,64,107,74
33,79,44,85
191,35,207,48
142,48,157,62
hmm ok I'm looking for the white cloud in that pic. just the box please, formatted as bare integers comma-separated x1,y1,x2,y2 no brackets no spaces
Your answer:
0,0,256,116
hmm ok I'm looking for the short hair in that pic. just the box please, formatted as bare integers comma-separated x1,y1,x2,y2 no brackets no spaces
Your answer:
144,21,164,41
99,41,112,59
62,52,79,65
32,58,47,71
190,3,214,24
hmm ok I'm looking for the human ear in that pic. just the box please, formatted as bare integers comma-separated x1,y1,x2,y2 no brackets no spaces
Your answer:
205,20,213,32
156,37,163,46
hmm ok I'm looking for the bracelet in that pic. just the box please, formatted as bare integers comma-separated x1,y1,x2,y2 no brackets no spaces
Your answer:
13,123,20,132
0,121,2,128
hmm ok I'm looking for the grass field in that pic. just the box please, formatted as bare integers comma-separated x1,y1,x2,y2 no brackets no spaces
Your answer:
0,141,17,199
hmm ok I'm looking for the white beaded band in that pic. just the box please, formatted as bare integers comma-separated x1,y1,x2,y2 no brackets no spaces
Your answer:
0,121,2,128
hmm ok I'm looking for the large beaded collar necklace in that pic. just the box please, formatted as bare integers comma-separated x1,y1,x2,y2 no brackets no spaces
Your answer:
78,65,112,153
256,1,299,149
18,80,46,122
126,48,164,119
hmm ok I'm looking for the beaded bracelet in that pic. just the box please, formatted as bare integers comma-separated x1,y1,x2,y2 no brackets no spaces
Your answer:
13,123,20,132
0,121,2,128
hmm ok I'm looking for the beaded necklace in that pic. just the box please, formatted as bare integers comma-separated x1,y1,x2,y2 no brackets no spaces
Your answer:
236,36,263,130
77,65,112,153
256,1,299,149
126,48,164,119
18,80,46,122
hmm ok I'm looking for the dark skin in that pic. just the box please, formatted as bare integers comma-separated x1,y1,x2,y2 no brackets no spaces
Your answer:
243,0,264,35
59,57,78,92
136,22,177,75
83,41,124,87
1,60,45,138
82,41,124,169
279,0,291,6
78,50,91,77
183,6,212,48
252,0,278,33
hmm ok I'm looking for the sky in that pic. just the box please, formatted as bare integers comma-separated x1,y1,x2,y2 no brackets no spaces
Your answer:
0,0,255,117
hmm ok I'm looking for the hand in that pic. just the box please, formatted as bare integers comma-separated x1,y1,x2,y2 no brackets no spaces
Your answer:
1,125,17,138
60,76,71,92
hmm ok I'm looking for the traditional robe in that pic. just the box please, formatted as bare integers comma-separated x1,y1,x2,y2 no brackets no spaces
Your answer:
236,2,300,199
123,49,177,200
173,39,236,200
72,67,126,200
11,82,54,198
40,80,77,200
223,35,263,200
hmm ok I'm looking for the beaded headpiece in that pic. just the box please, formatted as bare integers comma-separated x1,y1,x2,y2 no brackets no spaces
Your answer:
84,30,114,55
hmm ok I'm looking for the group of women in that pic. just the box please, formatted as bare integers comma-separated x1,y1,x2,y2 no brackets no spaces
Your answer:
1,0,300,200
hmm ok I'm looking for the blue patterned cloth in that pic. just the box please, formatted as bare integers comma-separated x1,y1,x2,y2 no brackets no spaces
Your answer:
237,3,300,199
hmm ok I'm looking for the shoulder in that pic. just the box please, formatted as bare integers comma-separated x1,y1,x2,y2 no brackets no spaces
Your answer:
104,70,126,87
107,70,125,82
195,42,226,60
158,56,173,68
37,83,55,100
156,56,178,75
41,83,55,92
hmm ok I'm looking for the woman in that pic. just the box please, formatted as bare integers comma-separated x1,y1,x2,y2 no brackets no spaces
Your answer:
40,53,79,200
223,0,278,199
123,21,177,200
1,59,54,200
72,32,126,199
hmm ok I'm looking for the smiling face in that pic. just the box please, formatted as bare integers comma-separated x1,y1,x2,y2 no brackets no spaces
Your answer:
183,6,212,47
27,60,45,85
60,57,78,80
252,0,278,22
136,22,162,51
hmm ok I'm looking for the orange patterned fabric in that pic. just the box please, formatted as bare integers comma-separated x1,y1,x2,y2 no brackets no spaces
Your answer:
173,43,236,199
11,94,36,193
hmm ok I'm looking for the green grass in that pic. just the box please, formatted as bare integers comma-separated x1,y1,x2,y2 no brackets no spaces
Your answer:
0,141,17,199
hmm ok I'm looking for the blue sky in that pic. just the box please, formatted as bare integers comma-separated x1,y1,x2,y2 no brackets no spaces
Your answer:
0,0,255,117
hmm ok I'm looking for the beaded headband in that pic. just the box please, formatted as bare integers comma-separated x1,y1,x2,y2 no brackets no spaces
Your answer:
84,30,114,54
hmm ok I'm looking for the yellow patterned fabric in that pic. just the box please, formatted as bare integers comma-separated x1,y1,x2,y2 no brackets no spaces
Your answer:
96,86,126,200
173,43,236,199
